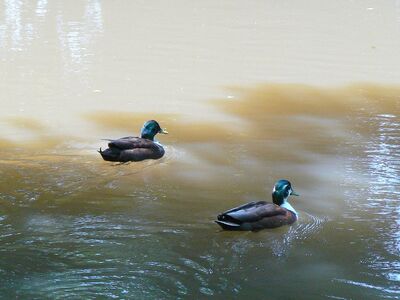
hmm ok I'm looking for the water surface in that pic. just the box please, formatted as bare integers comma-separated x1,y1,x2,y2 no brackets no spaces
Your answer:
1,1,400,299
1,84,399,299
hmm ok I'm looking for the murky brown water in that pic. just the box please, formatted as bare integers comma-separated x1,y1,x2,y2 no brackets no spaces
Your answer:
1,1,400,299
1,84,399,299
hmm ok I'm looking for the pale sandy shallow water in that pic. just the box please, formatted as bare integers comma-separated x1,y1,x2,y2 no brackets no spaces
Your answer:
1,1,400,299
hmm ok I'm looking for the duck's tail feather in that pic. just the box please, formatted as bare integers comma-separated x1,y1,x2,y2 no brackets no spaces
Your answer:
215,220,242,230
98,147,121,162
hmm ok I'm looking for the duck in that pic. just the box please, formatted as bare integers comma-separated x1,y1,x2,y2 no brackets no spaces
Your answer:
215,179,299,231
98,120,168,162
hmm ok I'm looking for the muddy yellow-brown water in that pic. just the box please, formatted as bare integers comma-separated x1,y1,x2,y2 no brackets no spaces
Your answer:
1,1,400,299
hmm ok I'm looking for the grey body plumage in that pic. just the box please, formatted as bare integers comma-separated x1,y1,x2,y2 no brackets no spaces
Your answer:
215,179,299,231
98,120,168,162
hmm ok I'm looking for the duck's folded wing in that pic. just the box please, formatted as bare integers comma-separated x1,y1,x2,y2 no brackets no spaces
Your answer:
221,201,260,214
108,138,159,150
220,201,286,223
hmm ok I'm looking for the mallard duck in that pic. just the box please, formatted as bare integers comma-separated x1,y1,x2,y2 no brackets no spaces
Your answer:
98,120,168,162
215,179,299,231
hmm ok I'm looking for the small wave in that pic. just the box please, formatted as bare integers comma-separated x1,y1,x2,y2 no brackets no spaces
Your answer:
289,211,327,241
270,212,327,257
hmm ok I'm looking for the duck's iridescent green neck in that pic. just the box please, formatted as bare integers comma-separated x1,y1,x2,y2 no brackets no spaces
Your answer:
271,179,298,215
140,130,156,141
140,120,161,141
272,191,285,206
271,179,295,205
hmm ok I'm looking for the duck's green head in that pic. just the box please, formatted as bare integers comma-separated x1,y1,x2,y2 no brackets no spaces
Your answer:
140,120,168,140
272,179,299,206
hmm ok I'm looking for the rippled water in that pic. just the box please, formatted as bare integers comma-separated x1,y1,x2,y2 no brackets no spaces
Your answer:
1,1,400,299
0,84,399,299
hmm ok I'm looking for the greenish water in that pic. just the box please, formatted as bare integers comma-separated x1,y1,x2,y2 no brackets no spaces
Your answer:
1,84,399,299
